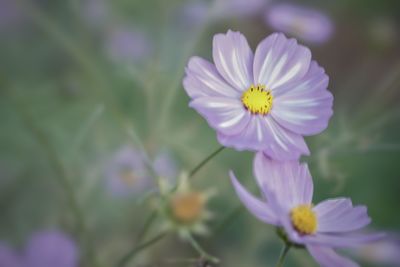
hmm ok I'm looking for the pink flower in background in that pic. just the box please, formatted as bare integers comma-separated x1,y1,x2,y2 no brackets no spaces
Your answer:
105,27,152,63
183,31,333,160
0,230,78,267
265,3,333,44
105,146,177,197
230,152,384,267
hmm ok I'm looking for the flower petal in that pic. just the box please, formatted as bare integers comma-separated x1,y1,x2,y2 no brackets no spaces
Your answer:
213,30,253,90
229,171,278,225
271,61,333,135
253,33,311,89
314,198,372,233
304,232,386,248
189,96,250,135
253,152,313,210
307,245,360,267
0,243,22,267
262,116,310,160
183,56,240,98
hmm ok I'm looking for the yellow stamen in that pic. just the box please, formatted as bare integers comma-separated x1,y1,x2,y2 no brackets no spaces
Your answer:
171,192,204,224
290,205,317,235
241,84,273,115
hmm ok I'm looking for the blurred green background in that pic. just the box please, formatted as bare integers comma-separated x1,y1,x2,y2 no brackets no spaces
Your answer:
1,0,399,266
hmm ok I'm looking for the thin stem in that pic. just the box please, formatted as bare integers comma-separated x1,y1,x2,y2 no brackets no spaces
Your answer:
116,231,168,267
136,210,158,243
11,96,99,267
189,146,225,178
186,233,220,264
212,205,244,237
275,243,291,267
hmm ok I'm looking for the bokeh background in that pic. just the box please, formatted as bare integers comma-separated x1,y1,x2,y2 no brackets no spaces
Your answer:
1,0,400,266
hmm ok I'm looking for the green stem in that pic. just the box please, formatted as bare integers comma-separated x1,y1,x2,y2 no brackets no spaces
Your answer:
186,233,219,264
116,231,168,267
212,205,244,237
275,243,291,267
135,210,158,243
11,97,99,267
189,146,225,178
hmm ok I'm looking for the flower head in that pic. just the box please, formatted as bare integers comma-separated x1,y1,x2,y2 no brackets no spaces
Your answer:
230,152,384,267
105,146,177,197
184,31,333,160
265,4,333,44
0,230,78,267
158,173,214,238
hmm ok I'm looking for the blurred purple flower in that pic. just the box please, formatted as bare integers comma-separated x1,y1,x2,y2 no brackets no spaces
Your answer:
105,146,177,197
24,230,78,267
265,3,333,44
0,230,78,267
0,0,26,32
82,0,108,27
183,31,333,160
353,234,400,266
230,152,384,267
105,28,151,63
0,242,22,267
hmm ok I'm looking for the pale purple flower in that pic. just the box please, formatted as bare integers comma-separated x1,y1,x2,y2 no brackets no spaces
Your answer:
353,234,400,266
230,152,384,267
183,31,333,160
24,230,78,267
0,0,26,32
0,242,22,267
0,230,78,267
105,27,151,63
105,147,177,197
265,4,333,44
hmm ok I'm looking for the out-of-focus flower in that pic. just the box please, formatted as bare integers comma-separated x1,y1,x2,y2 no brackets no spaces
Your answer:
158,173,214,238
0,0,26,32
105,27,152,64
0,242,22,267
265,3,333,44
82,0,109,27
24,230,78,267
353,234,400,266
230,152,384,267
105,146,178,197
0,230,78,267
183,31,333,160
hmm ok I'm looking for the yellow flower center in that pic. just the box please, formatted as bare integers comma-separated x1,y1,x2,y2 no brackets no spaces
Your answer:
171,192,204,224
119,169,138,186
290,205,317,235
241,84,273,115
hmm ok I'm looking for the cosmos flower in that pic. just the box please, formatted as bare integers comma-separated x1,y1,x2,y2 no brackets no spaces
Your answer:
105,146,177,197
183,31,333,160
0,230,78,267
265,3,333,44
158,173,214,238
105,27,151,63
230,152,384,267
352,234,400,266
